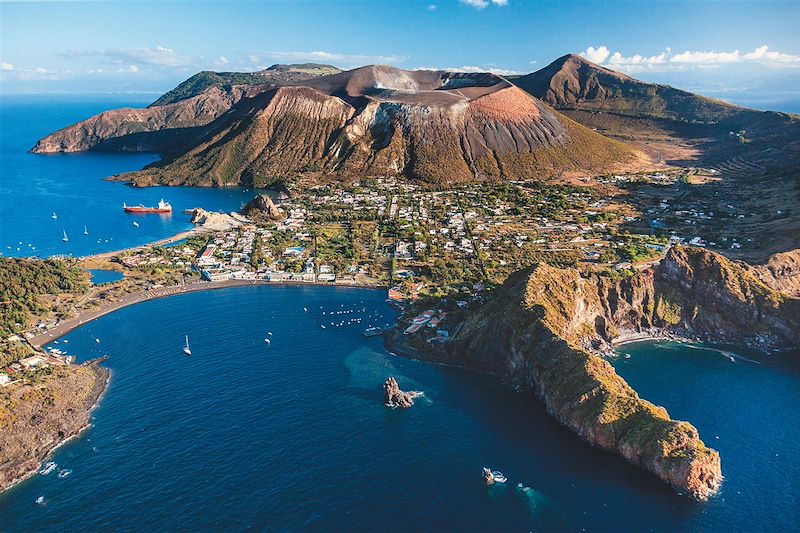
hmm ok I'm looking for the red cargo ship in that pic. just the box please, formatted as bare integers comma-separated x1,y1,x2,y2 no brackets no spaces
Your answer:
123,199,172,213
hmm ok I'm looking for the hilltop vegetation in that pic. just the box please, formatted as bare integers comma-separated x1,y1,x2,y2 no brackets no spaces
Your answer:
0,258,86,338
150,64,342,107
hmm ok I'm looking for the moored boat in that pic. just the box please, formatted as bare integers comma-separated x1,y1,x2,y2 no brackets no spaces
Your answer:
363,326,383,338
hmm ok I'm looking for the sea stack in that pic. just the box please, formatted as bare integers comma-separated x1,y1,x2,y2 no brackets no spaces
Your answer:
384,377,415,408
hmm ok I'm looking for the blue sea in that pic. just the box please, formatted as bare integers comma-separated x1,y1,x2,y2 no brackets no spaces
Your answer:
0,286,797,531
0,95,266,259
1,96,800,531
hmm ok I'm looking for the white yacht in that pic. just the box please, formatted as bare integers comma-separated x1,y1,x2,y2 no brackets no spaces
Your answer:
183,335,192,355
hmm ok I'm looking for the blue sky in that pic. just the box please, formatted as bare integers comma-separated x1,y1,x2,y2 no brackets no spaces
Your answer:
2,0,800,99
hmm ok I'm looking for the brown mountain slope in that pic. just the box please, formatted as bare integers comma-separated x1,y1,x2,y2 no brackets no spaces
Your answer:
513,53,747,122
512,54,800,167
119,65,645,187
31,85,250,155
30,64,342,155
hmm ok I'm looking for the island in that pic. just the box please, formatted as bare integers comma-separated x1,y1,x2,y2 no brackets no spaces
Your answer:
4,52,800,502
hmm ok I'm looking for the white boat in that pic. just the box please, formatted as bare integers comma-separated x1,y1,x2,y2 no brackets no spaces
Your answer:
62,230,68,242
183,335,192,355
132,221,140,228
482,467,507,484
57,469,72,479
36,496,45,505
51,212,57,220
264,338,271,345
40,462,57,476
84,225,88,235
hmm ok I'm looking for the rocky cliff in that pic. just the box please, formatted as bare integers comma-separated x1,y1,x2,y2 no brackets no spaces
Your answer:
116,65,643,187
438,247,799,500
754,249,800,298
31,64,342,155
0,360,109,493
241,194,285,221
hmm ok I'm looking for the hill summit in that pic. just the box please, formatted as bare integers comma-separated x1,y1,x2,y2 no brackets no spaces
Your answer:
120,65,642,187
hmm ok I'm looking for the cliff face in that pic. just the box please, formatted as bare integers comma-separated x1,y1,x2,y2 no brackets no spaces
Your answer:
117,66,643,187
754,249,800,298
241,194,285,221
0,360,109,492
443,247,799,500
31,64,343,155
31,85,251,155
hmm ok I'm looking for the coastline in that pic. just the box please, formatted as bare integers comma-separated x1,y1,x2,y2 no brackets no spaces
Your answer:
0,360,110,495
30,278,383,348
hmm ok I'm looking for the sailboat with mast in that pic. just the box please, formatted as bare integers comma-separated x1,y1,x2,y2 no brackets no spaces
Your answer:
62,230,68,242
183,335,192,355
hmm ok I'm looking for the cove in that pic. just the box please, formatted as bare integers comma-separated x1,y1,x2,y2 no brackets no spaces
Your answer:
0,286,798,531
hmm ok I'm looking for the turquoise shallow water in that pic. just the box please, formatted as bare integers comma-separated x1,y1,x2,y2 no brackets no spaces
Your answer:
0,95,266,259
0,286,798,531
88,269,124,285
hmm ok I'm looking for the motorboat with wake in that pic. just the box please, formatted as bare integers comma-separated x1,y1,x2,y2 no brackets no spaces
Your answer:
482,467,507,485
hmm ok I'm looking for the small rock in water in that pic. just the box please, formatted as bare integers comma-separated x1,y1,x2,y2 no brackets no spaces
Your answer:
384,377,421,408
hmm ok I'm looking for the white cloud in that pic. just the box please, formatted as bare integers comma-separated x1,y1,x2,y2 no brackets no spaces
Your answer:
580,44,800,73
670,50,740,64
218,56,229,65
580,46,610,64
608,49,669,66
254,50,407,66
415,65,520,76
1,62,13,71
60,46,193,68
460,0,507,9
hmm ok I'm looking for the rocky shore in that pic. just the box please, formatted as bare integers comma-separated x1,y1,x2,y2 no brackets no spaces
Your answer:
0,358,109,493
386,247,799,501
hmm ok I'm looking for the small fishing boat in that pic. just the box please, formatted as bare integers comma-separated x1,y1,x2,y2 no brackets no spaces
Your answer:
51,212,57,220
132,221,140,228
183,335,192,355
57,469,72,479
84,225,88,235
36,496,45,505
264,338,271,345
62,230,68,242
